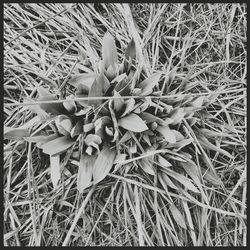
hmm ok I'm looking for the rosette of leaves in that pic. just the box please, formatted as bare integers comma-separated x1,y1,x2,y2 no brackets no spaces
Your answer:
4,32,229,196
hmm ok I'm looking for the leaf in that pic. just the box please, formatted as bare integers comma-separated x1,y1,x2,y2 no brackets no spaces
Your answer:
157,155,172,168
4,115,40,140
50,155,61,190
88,78,103,107
102,32,118,69
4,127,30,140
88,74,110,107
121,98,135,117
118,113,148,132
190,96,205,107
42,136,75,156
84,134,102,147
55,115,73,136
68,73,96,89
169,107,186,125
200,128,228,138
113,90,125,113
200,167,222,186
106,64,117,80
164,169,200,193
77,154,96,193
156,126,176,143
24,134,58,149
23,98,49,119
63,97,77,113
93,145,116,184
138,73,162,95
70,121,83,138
167,138,193,151
114,153,127,164
125,38,136,61
124,39,136,72
140,157,155,176
140,112,170,126
159,172,178,190
169,203,187,230
197,135,233,159
37,86,67,115
171,130,185,141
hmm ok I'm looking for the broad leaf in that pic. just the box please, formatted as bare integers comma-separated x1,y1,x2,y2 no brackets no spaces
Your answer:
118,113,148,132
50,155,61,190
93,145,116,184
42,136,75,156
77,154,96,193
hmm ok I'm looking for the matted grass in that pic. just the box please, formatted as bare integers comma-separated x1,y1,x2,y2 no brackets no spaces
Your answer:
4,3,246,246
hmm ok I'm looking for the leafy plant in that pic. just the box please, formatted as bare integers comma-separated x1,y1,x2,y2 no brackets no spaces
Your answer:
4,32,229,194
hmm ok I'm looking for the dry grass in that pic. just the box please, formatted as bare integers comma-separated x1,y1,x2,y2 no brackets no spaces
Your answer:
4,3,247,246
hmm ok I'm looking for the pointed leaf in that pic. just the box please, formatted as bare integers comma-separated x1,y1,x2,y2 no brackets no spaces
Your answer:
156,126,176,143
77,154,96,193
50,155,61,190
42,136,75,155
169,107,186,125
170,203,187,230
24,134,58,148
93,145,116,184
157,155,172,167
197,135,233,159
159,172,178,190
102,32,118,69
121,98,135,117
4,127,30,140
125,39,136,61
118,113,148,132
113,90,125,113
138,73,161,95
165,169,200,193
37,87,67,115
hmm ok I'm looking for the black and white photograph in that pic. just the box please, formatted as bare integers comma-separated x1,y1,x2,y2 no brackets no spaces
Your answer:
3,3,247,246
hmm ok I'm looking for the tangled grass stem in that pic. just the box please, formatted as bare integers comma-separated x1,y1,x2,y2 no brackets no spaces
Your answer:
4,88,245,107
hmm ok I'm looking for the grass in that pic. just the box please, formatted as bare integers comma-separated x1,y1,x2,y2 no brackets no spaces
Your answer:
3,3,247,246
